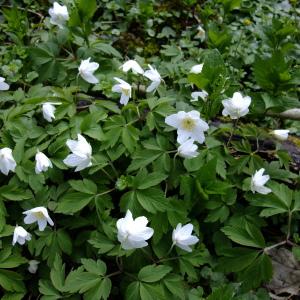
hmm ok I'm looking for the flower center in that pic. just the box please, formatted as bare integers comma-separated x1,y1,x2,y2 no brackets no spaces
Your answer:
122,88,130,96
34,212,45,220
181,117,196,131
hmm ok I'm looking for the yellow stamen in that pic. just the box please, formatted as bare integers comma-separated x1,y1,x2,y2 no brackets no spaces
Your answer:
34,212,45,220
181,117,196,131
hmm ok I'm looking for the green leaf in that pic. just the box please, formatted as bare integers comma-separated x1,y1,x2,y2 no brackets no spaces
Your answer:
0,270,25,292
125,281,140,300
134,171,168,190
206,285,235,300
81,259,106,276
222,222,265,248
77,0,97,19
50,254,65,292
163,274,185,299
56,192,93,214
127,150,162,172
68,179,97,195
138,265,172,283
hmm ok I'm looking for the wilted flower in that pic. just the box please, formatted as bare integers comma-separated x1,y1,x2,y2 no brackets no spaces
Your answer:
28,260,39,274
12,226,31,246
42,102,60,122
78,58,99,84
222,92,251,119
48,2,69,29
0,147,16,175
172,223,199,252
23,207,54,231
178,139,199,158
251,168,271,195
165,110,209,144
195,25,206,42
144,65,162,93
112,77,132,105
117,210,154,250
35,151,52,174
191,90,208,102
63,134,92,171
120,60,144,74
0,77,9,91
271,129,289,141
190,64,203,74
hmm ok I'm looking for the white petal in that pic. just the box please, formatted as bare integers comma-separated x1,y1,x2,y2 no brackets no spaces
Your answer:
165,114,180,128
37,219,47,231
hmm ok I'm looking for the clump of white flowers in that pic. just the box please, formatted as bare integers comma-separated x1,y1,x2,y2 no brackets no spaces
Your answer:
78,58,99,84
48,2,69,29
172,223,199,252
23,207,54,231
42,102,60,122
63,134,92,171
12,226,31,246
0,147,16,175
222,92,251,119
0,77,9,91
120,60,144,74
117,210,154,250
35,151,52,174
251,168,271,195
165,110,209,144
271,129,289,141
112,77,132,105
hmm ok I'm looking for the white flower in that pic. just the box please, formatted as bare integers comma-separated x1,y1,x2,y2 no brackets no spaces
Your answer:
63,134,92,171
28,260,39,274
190,64,203,74
191,90,208,102
23,207,54,231
112,77,132,105
165,110,209,144
195,25,206,42
120,60,144,75
78,58,99,84
12,226,31,246
178,139,199,159
42,102,60,122
48,2,69,29
172,223,199,252
144,65,162,93
0,147,16,175
0,77,9,91
251,168,271,195
272,129,289,141
116,210,154,250
35,151,53,174
222,92,251,119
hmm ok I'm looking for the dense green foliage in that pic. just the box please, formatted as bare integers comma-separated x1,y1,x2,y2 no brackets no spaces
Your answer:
0,0,299,299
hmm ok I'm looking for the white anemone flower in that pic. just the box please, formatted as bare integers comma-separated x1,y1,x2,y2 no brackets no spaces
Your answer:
117,210,154,250
12,226,31,246
35,151,53,174
195,25,206,42
112,77,132,105
0,77,9,91
42,102,61,122
144,65,162,93
271,129,289,141
48,2,69,29
222,92,251,119
172,223,199,252
28,260,40,274
251,168,272,195
63,134,92,172
191,90,208,102
23,207,54,231
190,64,204,74
78,58,99,84
165,110,209,144
0,147,16,175
178,139,199,159
120,60,144,74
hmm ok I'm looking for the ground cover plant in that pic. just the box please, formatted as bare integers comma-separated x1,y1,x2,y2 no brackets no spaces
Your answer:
0,0,299,299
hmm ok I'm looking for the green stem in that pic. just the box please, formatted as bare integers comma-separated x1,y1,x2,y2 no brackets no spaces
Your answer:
96,188,115,197
286,211,292,240
226,118,239,146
